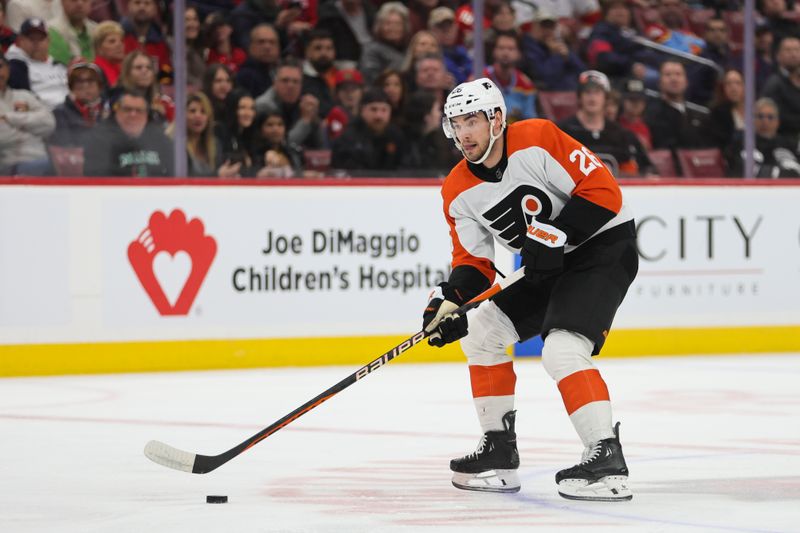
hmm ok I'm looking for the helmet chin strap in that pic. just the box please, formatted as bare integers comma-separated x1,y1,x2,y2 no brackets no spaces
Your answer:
463,115,503,165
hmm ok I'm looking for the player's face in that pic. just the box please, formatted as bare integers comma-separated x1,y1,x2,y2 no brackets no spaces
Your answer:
450,112,491,161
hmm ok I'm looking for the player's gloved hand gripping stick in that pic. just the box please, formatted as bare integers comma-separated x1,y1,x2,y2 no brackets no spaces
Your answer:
144,267,526,474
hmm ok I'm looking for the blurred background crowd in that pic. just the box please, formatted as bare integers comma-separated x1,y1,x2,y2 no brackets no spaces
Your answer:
1,0,799,178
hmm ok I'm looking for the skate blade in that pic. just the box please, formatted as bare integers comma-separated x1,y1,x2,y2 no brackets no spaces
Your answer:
557,475,632,502
452,469,521,493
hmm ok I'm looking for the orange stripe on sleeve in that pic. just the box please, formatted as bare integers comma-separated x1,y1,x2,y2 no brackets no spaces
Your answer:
557,369,610,415
469,362,517,398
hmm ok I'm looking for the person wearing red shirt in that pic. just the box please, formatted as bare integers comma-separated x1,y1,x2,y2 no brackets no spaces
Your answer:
121,0,172,84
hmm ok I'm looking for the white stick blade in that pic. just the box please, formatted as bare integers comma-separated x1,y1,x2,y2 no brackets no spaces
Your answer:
144,440,196,472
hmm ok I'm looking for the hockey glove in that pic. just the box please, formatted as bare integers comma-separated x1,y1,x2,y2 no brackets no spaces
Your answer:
422,283,468,347
521,220,567,284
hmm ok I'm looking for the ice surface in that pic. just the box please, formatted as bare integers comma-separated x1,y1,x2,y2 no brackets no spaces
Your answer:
1,354,799,532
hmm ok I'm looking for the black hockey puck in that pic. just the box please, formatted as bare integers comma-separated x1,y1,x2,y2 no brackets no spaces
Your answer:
206,495,228,504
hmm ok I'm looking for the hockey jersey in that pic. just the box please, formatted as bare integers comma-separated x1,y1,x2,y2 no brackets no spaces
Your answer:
442,119,633,287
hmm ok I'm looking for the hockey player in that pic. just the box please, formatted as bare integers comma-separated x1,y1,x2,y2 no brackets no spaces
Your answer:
422,78,638,501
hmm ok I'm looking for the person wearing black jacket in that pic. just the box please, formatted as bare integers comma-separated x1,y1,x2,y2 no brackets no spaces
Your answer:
725,97,800,178
49,60,108,147
315,0,375,67
331,88,406,175
83,90,173,177
558,70,654,177
235,24,279,99
645,61,710,151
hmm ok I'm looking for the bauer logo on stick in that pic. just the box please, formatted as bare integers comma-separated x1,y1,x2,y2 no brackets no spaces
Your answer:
128,209,217,316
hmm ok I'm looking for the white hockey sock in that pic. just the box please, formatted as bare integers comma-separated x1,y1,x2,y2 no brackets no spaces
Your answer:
473,395,515,433
569,401,615,447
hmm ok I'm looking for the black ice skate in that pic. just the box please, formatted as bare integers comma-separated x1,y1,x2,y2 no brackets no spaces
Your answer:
450,410,520,493
556,422,632,501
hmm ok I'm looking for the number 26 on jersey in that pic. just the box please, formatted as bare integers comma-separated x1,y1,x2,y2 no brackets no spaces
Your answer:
569,146,604,176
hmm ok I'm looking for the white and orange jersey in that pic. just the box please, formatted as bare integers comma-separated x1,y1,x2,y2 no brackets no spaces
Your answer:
442,119,634,284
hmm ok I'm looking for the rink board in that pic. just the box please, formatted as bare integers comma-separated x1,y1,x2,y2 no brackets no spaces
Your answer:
1,179,799,376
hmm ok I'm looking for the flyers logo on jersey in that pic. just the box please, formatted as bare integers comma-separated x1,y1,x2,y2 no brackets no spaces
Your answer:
482,185,553,248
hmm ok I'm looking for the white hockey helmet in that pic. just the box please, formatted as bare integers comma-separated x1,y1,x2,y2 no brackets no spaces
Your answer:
441,78,507,164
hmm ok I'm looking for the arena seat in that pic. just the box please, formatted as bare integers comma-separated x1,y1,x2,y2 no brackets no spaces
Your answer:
303,149,332,173
48,145,85,177
538,91,578,122
677,148,725,178
648,149,678,177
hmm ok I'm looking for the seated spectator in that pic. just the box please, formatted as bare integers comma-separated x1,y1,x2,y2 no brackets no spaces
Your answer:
83,90,173,176
521,8,585,92
92,21,125,89
0,50,56,175
644,60,710,151
49,59,107,147
707,69,745,149
230,0,311,52
331,88,407,174
202,63,234,124
235,24,279,100
402,90,460,174
483,31,536,123
1,2,16,53
325,68,364,141
725,98,800,178
204,11,246,75
316,0,375,68
301,29,338,120
218,90,258,176
485,1,521,46
689,18,740,105
427,7,471,85
411,53,453,102
6,18,69,109
400,30,441,78
254,59,325,149
121,0,172,85
5,0,62,33
408,0,437,35
605,89,621,121
182,5,206,88
585,0,650,82
617,78,652,149
253,110,304,178
758,0,800,51
558,70,654,176
454,0,498,48
229,0,278,49
360,2,409,83
167,92,241,178
756,23,775,93
643,0,705,56
762,37,800,141
47,0,97,66
375,68,406,124
117,50,174,125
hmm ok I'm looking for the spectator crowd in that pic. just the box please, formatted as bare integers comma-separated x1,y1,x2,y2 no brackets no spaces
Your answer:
1,0,800,178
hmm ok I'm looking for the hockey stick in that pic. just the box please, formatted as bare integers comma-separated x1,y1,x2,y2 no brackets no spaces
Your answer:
144,267,526,474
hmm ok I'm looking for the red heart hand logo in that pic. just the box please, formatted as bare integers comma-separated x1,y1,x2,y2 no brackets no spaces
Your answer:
128,209,216,316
